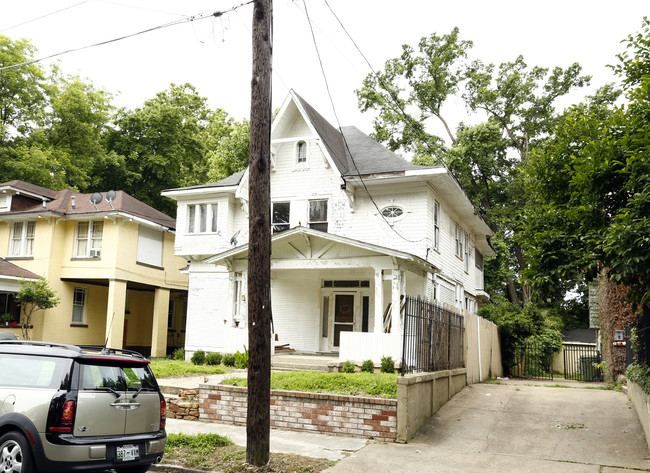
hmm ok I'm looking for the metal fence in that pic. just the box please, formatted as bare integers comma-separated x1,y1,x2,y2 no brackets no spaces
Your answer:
563,345,603,381
505,341,554,380
401,296,464,375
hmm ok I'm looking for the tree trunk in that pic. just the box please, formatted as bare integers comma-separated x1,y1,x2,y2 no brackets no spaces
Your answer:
246,0,272,467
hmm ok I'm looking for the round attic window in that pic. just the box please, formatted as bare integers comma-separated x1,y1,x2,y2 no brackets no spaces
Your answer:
381,206,404,219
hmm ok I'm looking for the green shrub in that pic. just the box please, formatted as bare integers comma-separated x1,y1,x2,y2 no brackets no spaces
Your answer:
205,352,222,366
190,350,206,365
627,363,650,395
149,359,226,378
361,360,375,373
223,353,237,367
172,348,185,361
342,361,356,373
380,356,395,374
234,349,248,369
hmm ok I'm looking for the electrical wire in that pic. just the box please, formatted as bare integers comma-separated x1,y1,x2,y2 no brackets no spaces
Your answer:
301,0,429,245
322,0,447,167
0,0,90,33
0,0,256,73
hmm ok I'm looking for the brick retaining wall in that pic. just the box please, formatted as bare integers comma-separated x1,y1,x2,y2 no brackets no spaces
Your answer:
199,384,397,439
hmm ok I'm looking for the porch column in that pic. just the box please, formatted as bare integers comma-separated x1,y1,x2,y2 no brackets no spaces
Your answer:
391,270,403,336
374,269,384,333
105,279,127,349
151,288,170,358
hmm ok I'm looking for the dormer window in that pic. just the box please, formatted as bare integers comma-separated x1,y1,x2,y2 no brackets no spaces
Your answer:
297,141,307,164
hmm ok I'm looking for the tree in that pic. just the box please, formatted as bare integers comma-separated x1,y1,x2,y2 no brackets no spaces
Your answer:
106,83,211,215
519,18,650,332
356,28,589,308
0,35,49,143
206,117,250,182
15,278,60,340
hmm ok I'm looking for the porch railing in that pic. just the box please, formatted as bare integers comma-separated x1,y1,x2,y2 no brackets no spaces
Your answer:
401,296,465,375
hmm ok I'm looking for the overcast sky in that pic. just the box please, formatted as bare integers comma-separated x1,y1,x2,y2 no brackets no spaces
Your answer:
1,0,648,137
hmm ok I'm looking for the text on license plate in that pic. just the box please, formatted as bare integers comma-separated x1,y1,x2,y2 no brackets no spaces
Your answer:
116,444,139,462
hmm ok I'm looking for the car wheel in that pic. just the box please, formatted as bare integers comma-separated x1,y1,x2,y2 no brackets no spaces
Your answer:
0,432,34,473
115,465,151,473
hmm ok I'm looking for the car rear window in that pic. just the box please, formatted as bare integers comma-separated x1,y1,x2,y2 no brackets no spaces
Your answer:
80,363,158,392
0,354,71,389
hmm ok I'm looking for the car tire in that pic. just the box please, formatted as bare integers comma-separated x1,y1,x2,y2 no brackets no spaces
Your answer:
115,465,152,473
0,431,34,473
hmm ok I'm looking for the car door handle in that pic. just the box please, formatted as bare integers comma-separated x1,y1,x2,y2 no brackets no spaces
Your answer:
110,401,141,410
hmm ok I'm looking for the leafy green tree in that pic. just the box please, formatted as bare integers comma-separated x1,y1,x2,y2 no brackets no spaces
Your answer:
0,35,49,143
519,18,650,328
206,117,250,182
15,277,60,340
356,28,589,308
106,83,210,214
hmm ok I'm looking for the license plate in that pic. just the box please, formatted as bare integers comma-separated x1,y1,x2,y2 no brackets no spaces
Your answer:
116,444,139,462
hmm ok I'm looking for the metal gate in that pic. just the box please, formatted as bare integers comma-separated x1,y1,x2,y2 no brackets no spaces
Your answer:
505,341,554,380
563,345,603,382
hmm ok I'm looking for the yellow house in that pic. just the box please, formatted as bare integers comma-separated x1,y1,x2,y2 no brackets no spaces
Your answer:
0,180,188,357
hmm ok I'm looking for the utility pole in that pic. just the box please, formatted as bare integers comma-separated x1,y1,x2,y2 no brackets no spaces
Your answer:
246,0,272,466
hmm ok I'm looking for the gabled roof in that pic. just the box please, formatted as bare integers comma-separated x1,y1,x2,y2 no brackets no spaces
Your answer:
204,226,439,274
0,181,175,230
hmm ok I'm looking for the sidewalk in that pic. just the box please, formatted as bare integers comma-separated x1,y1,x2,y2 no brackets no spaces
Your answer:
157,374,368,462
163,418,367,461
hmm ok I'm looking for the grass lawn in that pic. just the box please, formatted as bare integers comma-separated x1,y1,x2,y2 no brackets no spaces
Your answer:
149,358,228,378
222,371,398,398
163,433,335,472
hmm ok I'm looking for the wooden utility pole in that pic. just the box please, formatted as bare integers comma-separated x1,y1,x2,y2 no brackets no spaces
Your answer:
246,0,272,466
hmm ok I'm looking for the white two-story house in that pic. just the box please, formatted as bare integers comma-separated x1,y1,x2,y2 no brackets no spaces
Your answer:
162,91,494,362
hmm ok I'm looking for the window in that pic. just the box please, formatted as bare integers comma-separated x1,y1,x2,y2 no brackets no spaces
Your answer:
309,200,328,232
75,221,103,258
9,221,35,257
464,232,469,272
137,226,163,267
381,206,403,219
168,300,175,329
455,223,464,260
233,272,244,324
433,201,440,251
297,141,307,163
475,250,484,271
72,287,86,324
0,194,9,212
272,202,290,234
187,204,218,234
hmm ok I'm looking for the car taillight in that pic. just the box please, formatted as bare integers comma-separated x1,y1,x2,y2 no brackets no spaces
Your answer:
160,399,166,428
62,400,75,424
49,400,75,432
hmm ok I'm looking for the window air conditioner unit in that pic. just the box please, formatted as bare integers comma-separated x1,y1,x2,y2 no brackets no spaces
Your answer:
90,249,101,258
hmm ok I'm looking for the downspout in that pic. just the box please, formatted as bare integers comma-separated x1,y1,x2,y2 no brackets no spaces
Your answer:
477,315,483,382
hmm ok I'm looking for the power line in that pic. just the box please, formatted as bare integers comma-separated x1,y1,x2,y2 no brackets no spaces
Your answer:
0,0,256,73
0,0,90,33
322,0,447,166
300,0,427,245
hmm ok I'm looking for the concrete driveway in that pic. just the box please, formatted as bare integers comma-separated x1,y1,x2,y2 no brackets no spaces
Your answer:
326,379,650,473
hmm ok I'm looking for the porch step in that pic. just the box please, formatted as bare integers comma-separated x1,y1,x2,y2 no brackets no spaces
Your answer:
271,354,341,373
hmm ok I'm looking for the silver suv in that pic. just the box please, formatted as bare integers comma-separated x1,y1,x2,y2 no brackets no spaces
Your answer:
0,341,166,472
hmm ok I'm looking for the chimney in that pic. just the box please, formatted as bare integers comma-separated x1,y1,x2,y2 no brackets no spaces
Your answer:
71,195,76,209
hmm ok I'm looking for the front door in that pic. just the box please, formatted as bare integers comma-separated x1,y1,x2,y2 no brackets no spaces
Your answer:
333,294,354,348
